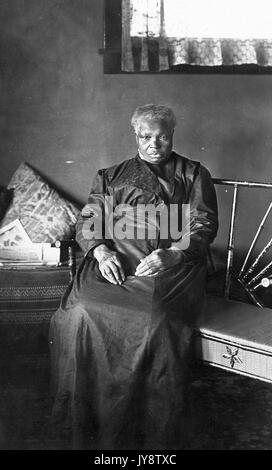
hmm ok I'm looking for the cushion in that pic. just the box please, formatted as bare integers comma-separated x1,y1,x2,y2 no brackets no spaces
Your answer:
0,163,80,243
0,186,12,222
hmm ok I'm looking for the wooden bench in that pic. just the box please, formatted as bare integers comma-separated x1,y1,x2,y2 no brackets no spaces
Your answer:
195,295,272,383
195,178,272,383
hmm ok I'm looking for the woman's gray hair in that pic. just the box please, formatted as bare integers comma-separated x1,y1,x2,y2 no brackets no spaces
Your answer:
131,104,177,134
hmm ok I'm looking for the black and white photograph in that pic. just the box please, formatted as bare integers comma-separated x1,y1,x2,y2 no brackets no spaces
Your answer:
1,0,272,459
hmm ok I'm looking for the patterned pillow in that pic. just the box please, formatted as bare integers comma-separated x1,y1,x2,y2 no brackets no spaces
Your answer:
0,163,80,243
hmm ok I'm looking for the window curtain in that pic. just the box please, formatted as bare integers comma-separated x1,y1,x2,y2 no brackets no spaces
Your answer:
122,0,272,72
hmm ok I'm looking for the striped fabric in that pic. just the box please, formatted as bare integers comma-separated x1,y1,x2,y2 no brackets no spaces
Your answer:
0,267,71,325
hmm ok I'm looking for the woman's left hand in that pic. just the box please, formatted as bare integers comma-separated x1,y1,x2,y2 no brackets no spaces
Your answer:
135,248,183,277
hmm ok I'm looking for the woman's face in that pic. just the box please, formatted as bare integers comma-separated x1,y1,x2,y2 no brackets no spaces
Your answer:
136,119,173,165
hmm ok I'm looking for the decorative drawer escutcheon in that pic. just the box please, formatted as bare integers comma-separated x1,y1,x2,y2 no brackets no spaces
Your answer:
222,346,243,368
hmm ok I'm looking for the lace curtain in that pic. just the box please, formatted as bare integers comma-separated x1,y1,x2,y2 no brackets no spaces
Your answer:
122,0,272,71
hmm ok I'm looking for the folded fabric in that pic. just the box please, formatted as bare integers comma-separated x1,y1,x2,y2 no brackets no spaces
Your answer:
0,163,80,243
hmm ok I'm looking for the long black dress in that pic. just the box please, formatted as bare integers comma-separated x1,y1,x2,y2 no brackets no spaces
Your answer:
49,152,218,450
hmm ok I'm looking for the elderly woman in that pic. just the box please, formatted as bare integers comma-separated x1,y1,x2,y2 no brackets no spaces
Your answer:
50,104,218,450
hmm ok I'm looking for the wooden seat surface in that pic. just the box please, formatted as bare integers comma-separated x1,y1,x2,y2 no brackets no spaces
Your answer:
195,295,272,383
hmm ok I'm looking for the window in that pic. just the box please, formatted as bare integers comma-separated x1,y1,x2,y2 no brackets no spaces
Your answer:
103,0,272,73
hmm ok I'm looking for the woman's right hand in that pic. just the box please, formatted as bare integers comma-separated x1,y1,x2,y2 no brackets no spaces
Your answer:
93,244,126,285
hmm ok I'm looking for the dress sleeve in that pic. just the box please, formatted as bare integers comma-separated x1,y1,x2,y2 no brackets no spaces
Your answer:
171,164,219,261
75,169,115,256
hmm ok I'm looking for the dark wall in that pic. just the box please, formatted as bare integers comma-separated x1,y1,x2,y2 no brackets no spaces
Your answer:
1,0,272,265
